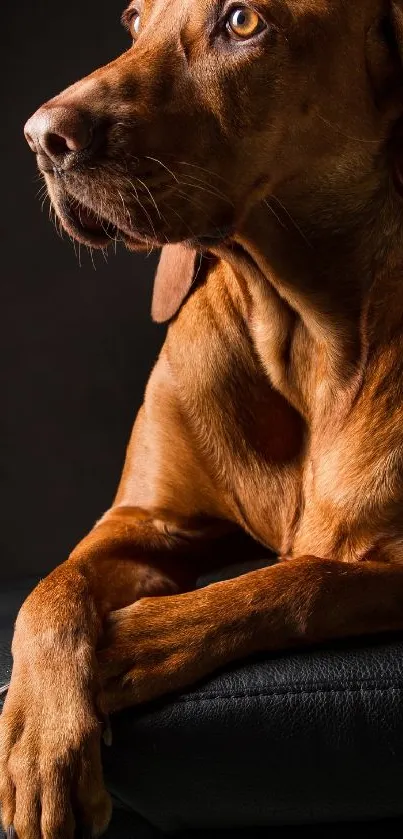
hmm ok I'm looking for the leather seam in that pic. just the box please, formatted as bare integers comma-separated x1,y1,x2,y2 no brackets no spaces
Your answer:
176,684,403,704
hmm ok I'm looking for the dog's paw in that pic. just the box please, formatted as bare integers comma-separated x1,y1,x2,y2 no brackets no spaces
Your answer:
0,617,112,839
97,593,211,712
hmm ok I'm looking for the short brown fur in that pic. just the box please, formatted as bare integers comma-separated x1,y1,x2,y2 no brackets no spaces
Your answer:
3,1,403,836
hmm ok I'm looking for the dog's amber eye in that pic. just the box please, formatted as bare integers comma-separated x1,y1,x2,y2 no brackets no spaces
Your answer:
129,11,141,38
226,7,264,39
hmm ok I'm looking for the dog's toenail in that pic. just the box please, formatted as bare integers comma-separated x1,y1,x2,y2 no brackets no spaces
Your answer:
7,828,18,839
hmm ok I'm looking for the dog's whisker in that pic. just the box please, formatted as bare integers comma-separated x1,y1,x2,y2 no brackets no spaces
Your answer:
179,179,233,206
174,188,211,217
122,177,158,239
136,178,162,220
173,189,225,237
144,156,180,183
192,252,204,288
144,162,232,207
315,113,382,145
135,180,171,229
145,153,230,197
48,204,64,240
117,188,135,233
176,159,229,185
179,173,232,205
263,198,288,232
101,222,118,242
36,184,48,201
162,201,197,239
98,189,120,243
269,195,314,250
88,245,97,271
42,192,51,213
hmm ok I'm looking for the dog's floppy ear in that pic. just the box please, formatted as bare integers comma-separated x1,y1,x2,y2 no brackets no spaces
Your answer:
152,244,203,324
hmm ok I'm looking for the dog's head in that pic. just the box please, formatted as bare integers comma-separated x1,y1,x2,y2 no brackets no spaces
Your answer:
24,1,403,307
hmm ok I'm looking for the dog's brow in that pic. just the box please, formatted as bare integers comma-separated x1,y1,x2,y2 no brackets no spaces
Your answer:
261,0,294,29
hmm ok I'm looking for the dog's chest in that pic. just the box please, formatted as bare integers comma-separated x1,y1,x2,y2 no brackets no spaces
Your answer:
246,288,403,559
174,275,403,560
293,394,403,561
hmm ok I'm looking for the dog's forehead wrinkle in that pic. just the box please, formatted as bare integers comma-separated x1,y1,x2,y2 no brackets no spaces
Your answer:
143,0,194,26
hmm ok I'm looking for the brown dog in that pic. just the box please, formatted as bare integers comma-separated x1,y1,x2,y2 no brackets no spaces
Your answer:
2,0,403,836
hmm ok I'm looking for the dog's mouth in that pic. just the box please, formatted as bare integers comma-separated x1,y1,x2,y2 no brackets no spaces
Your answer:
49,171,236,251
54,184,158,249
58,195,125,247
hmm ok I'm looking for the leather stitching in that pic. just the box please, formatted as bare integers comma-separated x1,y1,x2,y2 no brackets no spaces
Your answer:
174,684,403,704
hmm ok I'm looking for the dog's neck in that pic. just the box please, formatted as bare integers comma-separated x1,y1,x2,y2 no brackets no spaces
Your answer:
212,171,403,417
241,176,403,318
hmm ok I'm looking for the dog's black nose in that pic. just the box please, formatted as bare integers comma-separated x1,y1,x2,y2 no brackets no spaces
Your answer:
24,106,93,167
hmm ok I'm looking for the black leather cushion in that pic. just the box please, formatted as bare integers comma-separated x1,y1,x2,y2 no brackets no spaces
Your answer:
2,580,403,837
103,638,403,832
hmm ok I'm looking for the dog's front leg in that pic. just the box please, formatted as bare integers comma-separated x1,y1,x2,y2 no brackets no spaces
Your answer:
0,508,216,839
0,333,238,839
98,555,403,712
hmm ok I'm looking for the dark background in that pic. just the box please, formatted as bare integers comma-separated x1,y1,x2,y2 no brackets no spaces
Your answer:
1,1,164,580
